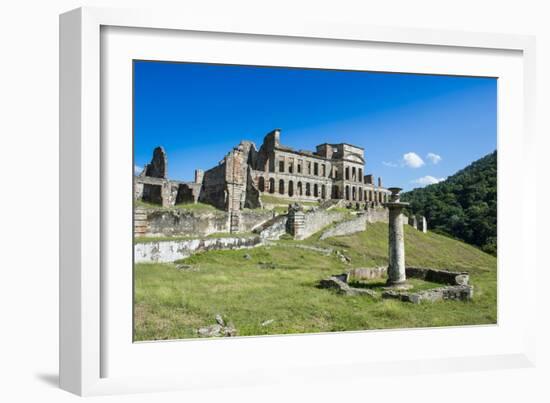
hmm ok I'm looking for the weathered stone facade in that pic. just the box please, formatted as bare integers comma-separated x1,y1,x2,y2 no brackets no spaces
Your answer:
134,208,274,238
246,129,391,209
134,129,391,213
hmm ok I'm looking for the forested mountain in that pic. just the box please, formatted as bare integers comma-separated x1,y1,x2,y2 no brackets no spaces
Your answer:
402,151,497,255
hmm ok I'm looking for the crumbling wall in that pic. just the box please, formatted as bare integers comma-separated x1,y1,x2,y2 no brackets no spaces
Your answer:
145,209,229,237
319,213,367,240
176,183,202,204
239,209,273,232
144,146,167,178
199,163,227,210
199,141,262,214
135,235,263,263
254,214,288,240
137,208,273,238
300,209,345,239
365,207,389,224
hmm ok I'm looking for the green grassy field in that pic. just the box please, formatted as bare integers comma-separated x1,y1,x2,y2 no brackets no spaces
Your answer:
134,223,497,341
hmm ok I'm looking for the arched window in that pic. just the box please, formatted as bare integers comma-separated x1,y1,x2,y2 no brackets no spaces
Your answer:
358,187,363,201
258,177,265,192
269,178,275,194
306,183,311,196
288,181,294,197
321,185,326,199
279,179,285,195
297,182,303,196
314,184,319,197
345,186,350,200
333,185,339,199
358,168,363,181
352,186,356,201
352,167,356,181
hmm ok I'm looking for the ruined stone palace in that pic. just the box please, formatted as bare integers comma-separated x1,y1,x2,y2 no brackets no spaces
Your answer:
134,129,391,212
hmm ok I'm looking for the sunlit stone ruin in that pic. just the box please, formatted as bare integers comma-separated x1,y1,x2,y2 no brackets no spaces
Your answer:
132,130,473,304
134,128,427,244
135,129,394,211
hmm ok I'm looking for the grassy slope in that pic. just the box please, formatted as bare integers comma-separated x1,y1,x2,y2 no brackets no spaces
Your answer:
134,223,496,341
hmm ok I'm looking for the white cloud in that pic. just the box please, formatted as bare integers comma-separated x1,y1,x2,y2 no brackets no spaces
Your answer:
426,152,442,164
382,161,398,167
134,164,143,175
402,152,425,168
412,175,446,186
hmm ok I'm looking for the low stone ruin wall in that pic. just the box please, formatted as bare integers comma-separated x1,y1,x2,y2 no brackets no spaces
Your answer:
145,209,228,237
365,207,389,224
405,267,469,285
345,266,469,286
320,214,367,240
301,210,345,239
254,215,288,240
134,235,263,263
347,267,387,281
239,209,277,232
138,208,273,238
382,285,474,303
324,266,474,303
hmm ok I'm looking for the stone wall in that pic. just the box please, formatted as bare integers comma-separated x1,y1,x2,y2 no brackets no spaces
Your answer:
135,235,263,263
319,213,367,240
199,163,227,210
254,215,288,240
347,266,387,281
239,209,275,232
405,267,469,285
138,208,273,238
301,209,345,239
365,207,389,224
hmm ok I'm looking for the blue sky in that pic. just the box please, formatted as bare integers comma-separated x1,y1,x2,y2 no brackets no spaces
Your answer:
134,61,496,191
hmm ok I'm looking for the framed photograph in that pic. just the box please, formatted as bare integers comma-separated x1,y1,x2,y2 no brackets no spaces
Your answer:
60,7,537,396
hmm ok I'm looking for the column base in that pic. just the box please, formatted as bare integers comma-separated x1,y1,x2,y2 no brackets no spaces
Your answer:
384,280,412,291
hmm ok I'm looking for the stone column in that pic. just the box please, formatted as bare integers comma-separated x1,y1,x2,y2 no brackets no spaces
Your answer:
287,204,306,240
383,187,409,286
418,216,428,233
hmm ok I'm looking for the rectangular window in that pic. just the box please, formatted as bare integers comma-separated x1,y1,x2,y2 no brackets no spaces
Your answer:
297,161,302,174
279,159,285,172
314,162,319,176
307,162,311,175
289,159,294,174
322,164,326,177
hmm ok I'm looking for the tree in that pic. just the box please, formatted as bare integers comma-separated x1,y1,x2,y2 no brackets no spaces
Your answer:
402,151,497,255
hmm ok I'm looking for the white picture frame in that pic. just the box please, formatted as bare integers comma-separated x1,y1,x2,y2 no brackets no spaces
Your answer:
60,6,537,396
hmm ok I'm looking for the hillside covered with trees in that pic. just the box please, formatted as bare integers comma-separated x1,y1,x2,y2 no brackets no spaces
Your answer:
402,151,497,255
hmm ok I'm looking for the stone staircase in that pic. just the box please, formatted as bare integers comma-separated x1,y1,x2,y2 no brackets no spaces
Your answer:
320,199,346,210
134,207,149,237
